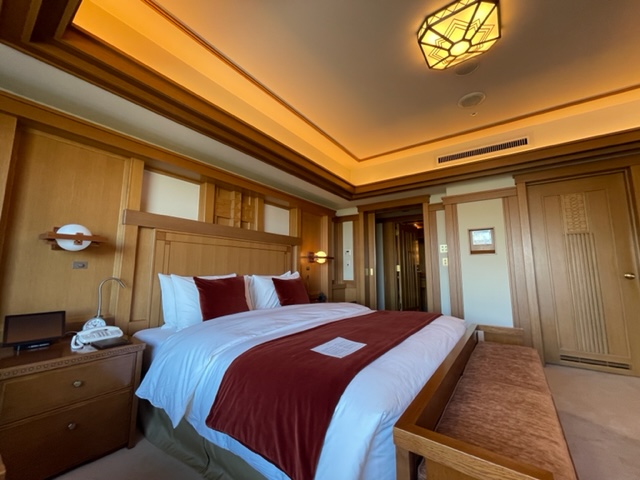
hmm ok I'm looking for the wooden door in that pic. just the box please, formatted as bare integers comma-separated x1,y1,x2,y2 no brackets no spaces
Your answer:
528,172,640,374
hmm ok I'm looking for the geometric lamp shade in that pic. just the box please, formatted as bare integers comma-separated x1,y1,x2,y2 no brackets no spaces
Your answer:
418,0,501,70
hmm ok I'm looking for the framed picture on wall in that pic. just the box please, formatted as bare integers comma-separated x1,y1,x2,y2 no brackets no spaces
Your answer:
469,227,495,254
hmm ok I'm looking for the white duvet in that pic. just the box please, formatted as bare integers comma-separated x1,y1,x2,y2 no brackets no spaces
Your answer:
136,302,467,480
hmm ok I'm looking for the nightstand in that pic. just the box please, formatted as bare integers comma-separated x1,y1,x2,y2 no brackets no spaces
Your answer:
0,337,145,480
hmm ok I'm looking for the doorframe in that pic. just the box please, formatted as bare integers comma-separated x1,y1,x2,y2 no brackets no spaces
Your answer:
357,196,431,310
441,188,525,335
515,154,640,361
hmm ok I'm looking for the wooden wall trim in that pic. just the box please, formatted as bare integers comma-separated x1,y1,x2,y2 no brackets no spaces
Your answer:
442,187,517,205
122,209,302,246
333,214,359,223
424,204,444,312
113,159,145,328
357,195,431,213
476,325,525,346
0,113,18,269
445,204,464,318
425,203,439,312
502,195,532,345
515,181,545,358
514,152,640,184
0,91,334,215
630,165,640,237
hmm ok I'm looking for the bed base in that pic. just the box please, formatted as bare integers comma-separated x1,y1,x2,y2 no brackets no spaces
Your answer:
138,400,266,480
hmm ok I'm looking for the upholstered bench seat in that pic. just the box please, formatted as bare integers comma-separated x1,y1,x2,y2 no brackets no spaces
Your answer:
434,342,578,480
462,341,550,393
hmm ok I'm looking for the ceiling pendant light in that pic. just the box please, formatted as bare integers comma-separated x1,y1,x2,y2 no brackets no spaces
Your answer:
417,0,501,70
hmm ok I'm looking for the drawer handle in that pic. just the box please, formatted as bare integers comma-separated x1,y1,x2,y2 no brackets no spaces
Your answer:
67,422,77,431
72,380,84,388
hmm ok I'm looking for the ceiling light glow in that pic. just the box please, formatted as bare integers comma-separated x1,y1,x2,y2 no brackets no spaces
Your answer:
418,0,501,70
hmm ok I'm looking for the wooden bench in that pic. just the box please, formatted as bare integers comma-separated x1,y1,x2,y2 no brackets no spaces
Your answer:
394,325,578,480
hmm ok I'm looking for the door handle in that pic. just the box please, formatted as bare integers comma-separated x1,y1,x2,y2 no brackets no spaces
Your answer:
624,273,636,279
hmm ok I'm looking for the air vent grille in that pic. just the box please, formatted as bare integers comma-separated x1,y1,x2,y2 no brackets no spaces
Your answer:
438,137,529,164
560,354,631,370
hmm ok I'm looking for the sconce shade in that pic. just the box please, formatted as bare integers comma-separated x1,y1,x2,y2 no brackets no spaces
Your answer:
314,251,329,264
417,0,501,70
55,224,92,251
305,251,334,264
40,224,107,251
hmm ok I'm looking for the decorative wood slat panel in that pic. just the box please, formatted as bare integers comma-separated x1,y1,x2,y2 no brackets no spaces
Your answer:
213,187,262,230
563,192,608,355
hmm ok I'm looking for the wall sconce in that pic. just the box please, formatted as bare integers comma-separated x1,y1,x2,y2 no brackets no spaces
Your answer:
305,251,334,264
417,0,501,70
83,277,126,330
40,224,107,251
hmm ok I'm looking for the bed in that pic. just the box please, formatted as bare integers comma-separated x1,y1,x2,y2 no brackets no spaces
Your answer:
133,271,469,480
120,227,470,479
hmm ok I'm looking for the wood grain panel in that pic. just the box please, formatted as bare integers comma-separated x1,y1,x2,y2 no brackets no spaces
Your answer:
445,204,464,318
0,129,126,328
0,113,18,278
128,229,295,331
503,195,531,345
565,232,608,354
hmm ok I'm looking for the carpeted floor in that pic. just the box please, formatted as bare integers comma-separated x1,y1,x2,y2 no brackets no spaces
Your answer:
544,364,640,480
53,364,640,480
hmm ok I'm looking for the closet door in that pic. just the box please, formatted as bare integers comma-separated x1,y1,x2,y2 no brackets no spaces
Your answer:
528,172,640,374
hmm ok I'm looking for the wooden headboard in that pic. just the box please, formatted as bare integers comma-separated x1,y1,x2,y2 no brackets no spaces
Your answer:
124,219,300,334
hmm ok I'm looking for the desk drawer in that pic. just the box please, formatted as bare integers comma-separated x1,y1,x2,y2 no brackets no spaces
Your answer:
0,354,134,425
0,390,131,480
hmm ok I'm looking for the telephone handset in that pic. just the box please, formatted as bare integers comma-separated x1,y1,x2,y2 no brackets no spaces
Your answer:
71,326,123,350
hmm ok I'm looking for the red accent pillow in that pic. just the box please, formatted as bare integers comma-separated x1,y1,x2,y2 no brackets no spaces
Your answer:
272,276,310,306
194,275,249,320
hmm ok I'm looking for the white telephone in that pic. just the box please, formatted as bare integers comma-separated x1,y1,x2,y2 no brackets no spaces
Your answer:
71,326,123,350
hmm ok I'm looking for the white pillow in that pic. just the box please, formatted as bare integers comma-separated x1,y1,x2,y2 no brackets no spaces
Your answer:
248,271,299,310
169,273,236,331
158,274,177,330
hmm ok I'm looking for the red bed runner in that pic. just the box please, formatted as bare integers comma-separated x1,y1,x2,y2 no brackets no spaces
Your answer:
205,310,440,480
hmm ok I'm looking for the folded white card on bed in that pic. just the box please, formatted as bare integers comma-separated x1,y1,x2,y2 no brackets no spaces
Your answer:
311,337,366,358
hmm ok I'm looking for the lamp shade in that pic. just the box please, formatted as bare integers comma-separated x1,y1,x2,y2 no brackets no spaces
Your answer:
315,251,329,264
54,224,93,251
418,0,501,70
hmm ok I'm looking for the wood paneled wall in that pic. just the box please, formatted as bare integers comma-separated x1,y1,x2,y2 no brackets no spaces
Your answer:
0,95,333,337
299,210,333,300
0,129,128,329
